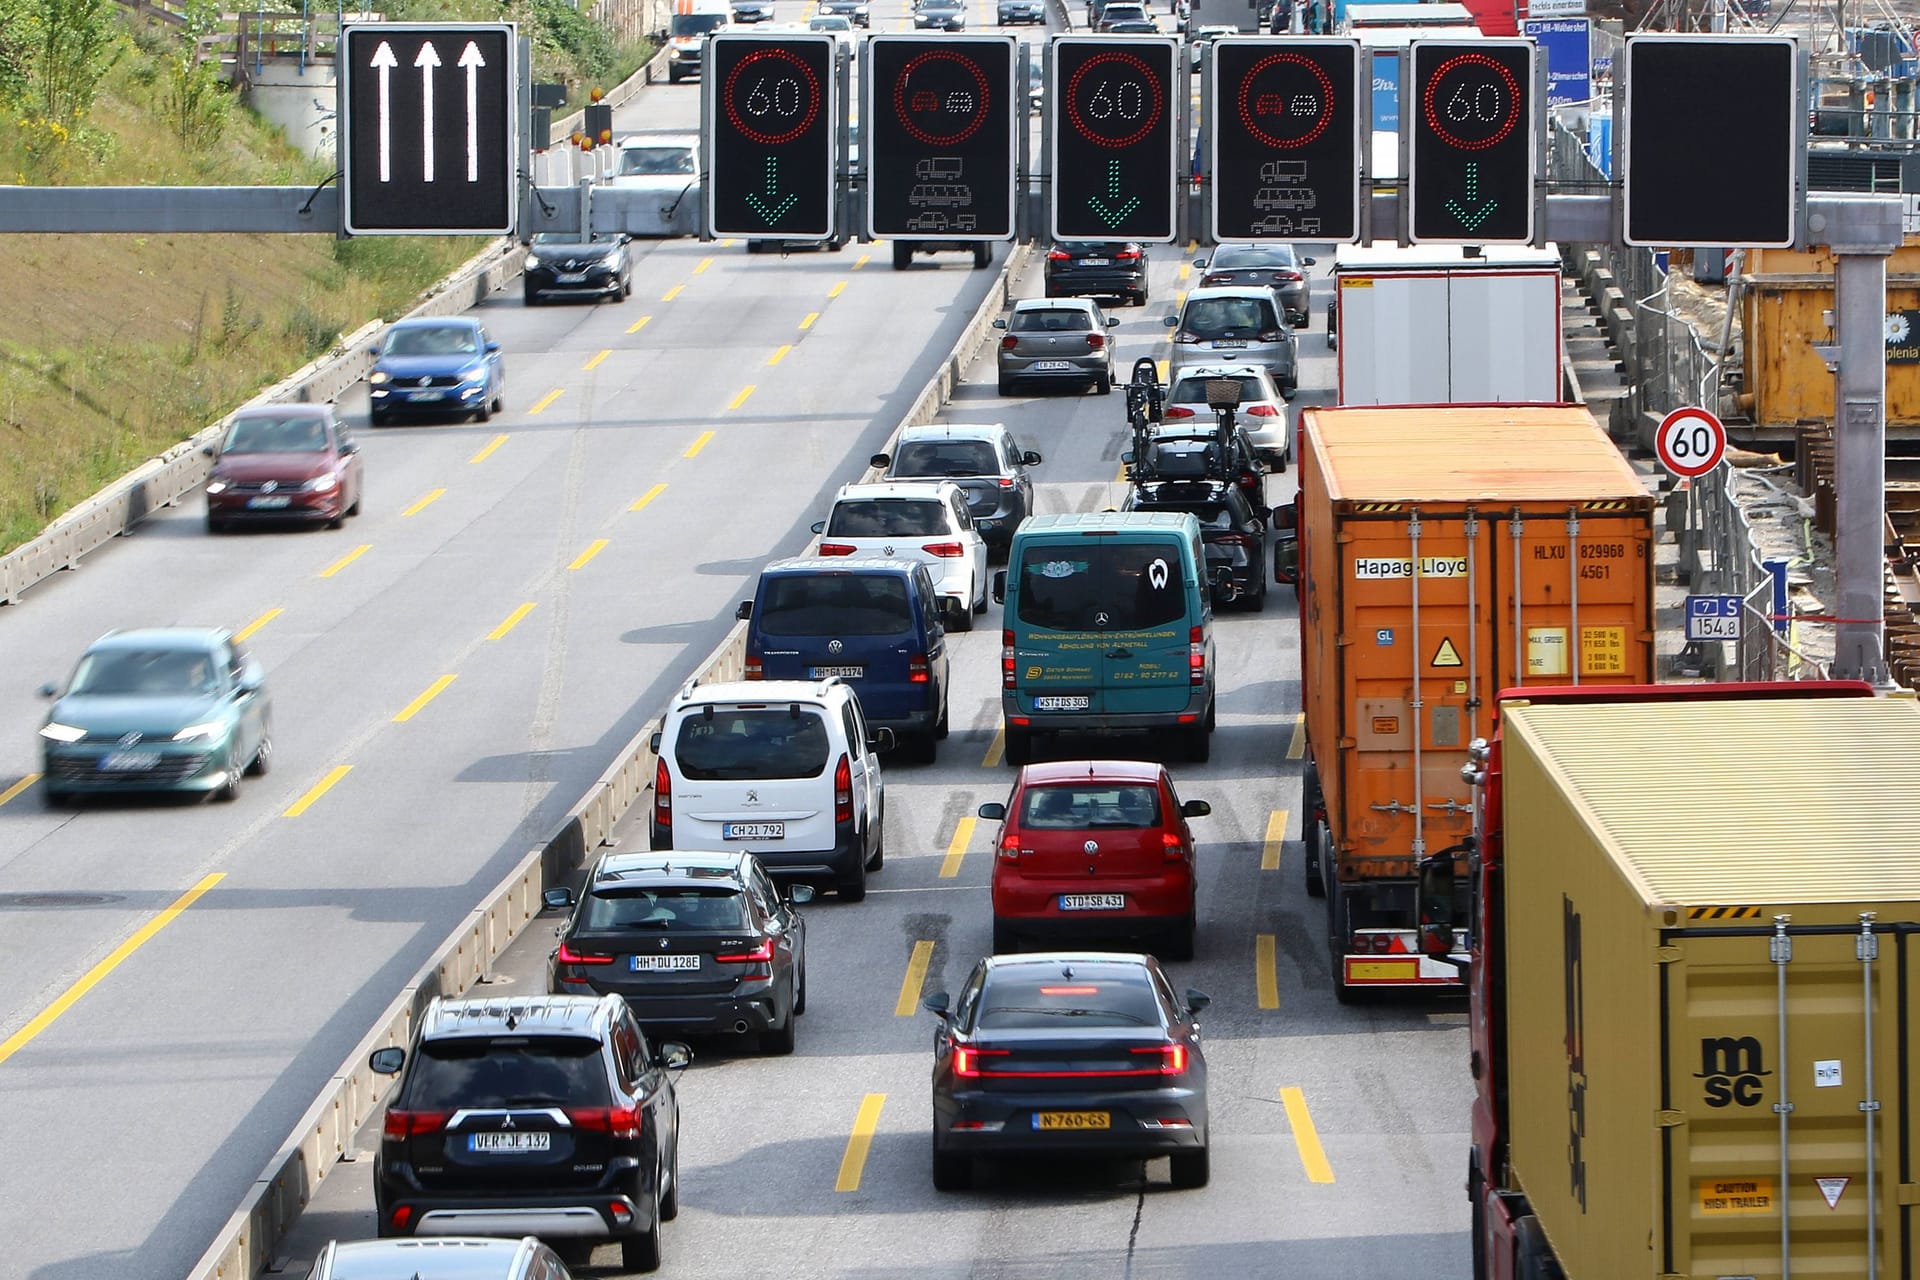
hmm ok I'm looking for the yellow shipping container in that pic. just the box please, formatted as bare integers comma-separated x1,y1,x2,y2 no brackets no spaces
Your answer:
1500,693,1920,1278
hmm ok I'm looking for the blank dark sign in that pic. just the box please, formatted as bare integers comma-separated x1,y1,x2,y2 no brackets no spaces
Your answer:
1624,37,1799,247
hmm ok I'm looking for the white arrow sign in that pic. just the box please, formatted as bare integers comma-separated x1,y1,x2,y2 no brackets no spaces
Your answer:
415,40,443,182
458,41,485,183
369,40,398,182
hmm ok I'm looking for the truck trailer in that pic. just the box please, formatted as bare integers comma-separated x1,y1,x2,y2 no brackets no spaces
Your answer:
1294,405,1656,999
1418,681,1916,1279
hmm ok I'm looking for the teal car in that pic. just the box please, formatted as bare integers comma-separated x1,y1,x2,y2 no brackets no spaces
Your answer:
38,628,272,804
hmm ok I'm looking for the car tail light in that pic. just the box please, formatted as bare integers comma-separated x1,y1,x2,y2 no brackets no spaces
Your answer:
1257,329,1283,342
1085,333,1106,350
745,645,763,680
1114,248,1142,260
1131,1043,1189,1075
383,1109,450,1140
819,542,858,556
1276,269,1302,282
1189,626,1207,684
717,939,775,963
1046,250,1070,260
1162,831,1186,862
1202,273,1230,286
570,1105,642,1139
997,476,1015,488
1002,629,1016,689
922,541,965,557
909,653,930,684
1163,406,1196,419
557,942,614,966
1174,331,1198,344
999,828,1022,860
1001,335,1018,351
654,758,672,831
834,754,852,824
389,1205,414,1231
1244,403,1280,417
953,1044,1011,1077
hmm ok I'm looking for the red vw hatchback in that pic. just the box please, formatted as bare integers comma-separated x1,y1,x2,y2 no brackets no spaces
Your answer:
980,760,1210,961
204,405,362,532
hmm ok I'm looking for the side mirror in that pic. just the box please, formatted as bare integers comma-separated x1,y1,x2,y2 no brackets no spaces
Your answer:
657,1041,694,1070
1162,315,1178,327
869,726,896,753
369,1046,406,1075
1185,990,1210,1013
1105,316,1119,327
236,670,264,694
869,452,892,468
1302,255,1317,266
542,886,576,911
991,569,1007,603
991,318,1008,329
977,801,1006,820
788,884,816,905
338,440,358,455
367,345,381,356
922,991,951,1018
1022,450,1043,466
649,730,662,753
1191,257,1206,268
810,520,826,535
1180,799,1211,818
735,600,754,620
1121,449,1134,465
201,444,216,457
484,341,501,353
38,681,59,698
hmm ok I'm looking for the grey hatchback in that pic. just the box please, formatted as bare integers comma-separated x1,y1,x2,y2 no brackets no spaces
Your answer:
1163,287,1298,398
871,422,1042,558
305,1237,574,1279
994,297,1118,396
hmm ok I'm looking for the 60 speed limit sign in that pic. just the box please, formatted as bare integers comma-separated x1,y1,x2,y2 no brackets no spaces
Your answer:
1655,406,1727,479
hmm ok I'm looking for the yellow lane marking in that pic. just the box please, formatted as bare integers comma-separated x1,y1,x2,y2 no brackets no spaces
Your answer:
285,765,352,818
685,429,718,458
1262,810,1288,872
1281,1087,1336,1183
1179,263,1192,281
529,389,563,416
693,256,715,274
319,545,370,578
1286,714,1305,760
487,603,536,641
1175,290,1187,307
895,940,935,1016
583,349,612,371
0,872,225,1068
727,386,755,411
1256,933,1279,1009
469,434,508,463
627,315,652,335
233,607,283,643
568,539,610,571
1115,461,1128,484
982,725,1005,769
836,1094,888,1192
663,284,685,301
1186,239,1199,253
393,674,457,723
630,483,667,513
0,774,41,808
769,344,792,366
402,488,445,518
1156,359,1169,381
828,281,849,298
940,815,976,879
854,254,871,269
722,238,736,247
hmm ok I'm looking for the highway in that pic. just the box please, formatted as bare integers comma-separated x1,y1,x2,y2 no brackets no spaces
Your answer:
0,12,1472,1280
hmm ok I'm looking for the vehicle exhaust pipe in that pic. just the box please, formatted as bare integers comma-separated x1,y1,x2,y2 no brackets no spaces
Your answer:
733,1020,750,1034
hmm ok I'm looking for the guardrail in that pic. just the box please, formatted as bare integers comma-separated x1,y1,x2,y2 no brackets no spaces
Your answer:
188,240,1032,1280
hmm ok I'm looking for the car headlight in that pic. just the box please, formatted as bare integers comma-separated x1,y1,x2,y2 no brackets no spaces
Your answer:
460,364,488,383
173,722,225,743
206,479,229,495
369,370,390,385
307,473,339,493
39,722,86,743
525,254,544,269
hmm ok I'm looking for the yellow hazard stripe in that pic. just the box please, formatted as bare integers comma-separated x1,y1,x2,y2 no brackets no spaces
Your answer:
1686,905,1764,921
1349,502,1404,513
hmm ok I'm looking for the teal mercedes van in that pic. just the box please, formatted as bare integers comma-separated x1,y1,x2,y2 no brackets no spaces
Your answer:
992,512,1216,765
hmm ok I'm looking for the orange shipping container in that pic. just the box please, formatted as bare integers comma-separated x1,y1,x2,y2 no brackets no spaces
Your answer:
1296,406,1657,998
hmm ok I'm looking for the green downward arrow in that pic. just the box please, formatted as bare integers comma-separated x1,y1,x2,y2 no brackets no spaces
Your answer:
744,156,797,224
1087,159,1140,228
1444,161,1497,232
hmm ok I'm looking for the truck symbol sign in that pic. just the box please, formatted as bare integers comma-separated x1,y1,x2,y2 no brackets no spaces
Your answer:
1696,1036,1771,1107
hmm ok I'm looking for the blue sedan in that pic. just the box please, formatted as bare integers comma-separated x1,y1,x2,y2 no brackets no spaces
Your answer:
367,317,505,426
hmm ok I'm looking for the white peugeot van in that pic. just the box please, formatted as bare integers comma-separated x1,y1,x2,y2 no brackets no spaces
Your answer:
650,679,889,901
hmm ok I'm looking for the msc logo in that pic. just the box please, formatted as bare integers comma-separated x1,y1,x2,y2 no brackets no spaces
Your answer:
1696,1036,1771,1108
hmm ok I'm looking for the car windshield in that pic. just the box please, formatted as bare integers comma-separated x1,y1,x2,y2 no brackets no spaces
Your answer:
68,647,219,696
673,708,831,780
670,11,727,33
809,16,849,28
531,232,621,247
757,573,915,636
581,886,750,932
618,146,696,177
1179,296,1277,338
1210,245,1296,270
402,1036,610,1110
382,325,478,357
826,498,948,537
1015,543,1187,632
1011,307,1092,333
223,414,328,453
1021,783,1162,829
1170,374,1268,404
891,440,1000,477
975,975,1161,1029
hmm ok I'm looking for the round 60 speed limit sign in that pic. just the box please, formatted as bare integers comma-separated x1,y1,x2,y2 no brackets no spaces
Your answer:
1655,406,1727,478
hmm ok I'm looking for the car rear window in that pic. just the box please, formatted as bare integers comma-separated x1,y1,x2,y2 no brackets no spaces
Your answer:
756,573,915,636
1179,296,1278,338
582,886,749,932
674,708,831,780
1020,783,1162,829
892,440,999,477
826,498,947,538
1015,543,1188,631
974,974,1162,1029
1010,307,1090,333
1210,245,1296,270
402,1036,609,1109
1133,499,1235,531
1169,374,1267,403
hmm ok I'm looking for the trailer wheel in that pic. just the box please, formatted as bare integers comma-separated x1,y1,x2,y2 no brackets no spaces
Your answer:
1304,817,1326,898
1327,886,1359,1005
1514,1215,1563,1280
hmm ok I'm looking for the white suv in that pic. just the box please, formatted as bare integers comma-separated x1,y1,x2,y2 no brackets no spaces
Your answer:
811,481,989,629
649,680,888,901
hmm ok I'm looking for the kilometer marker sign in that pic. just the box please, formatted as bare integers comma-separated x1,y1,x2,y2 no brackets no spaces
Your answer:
1654,406,1727,479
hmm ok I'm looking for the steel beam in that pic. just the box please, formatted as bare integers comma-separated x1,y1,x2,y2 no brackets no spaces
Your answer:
0,186,344,233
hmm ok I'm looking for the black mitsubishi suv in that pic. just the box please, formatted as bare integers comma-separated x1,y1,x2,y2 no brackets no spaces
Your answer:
370,994,691,1273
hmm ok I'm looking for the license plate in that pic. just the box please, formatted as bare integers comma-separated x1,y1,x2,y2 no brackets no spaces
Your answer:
1211,340,1248,349
246,496,292,509
723,821,785,840
809,666,864,679
1032,360,1073,371
631,954,701,971
469,1131,551,1153
1033,1111,1110,1130
409,390,444,401
555,272,587,283
1081,257,1109,266
1059,893,1126,911
100,751,157,772
1032,695,1090,711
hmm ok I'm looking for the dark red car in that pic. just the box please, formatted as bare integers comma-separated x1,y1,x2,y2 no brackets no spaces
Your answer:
980,760,1210,960
204,405,363,532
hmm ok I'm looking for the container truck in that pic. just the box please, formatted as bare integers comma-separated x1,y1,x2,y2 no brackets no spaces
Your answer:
1293,405,1655,1000
1416,681,1918,1280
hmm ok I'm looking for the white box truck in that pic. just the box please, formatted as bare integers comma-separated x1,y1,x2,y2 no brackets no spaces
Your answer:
1329,243,1564,406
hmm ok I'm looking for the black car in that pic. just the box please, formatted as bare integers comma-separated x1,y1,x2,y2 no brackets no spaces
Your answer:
998,0,1044,20
524,232,633,305
369,994,690,1274
1045,241,1150,307
913,0,967,29
924,953,1211,1191
1128,421,1268,512
731,0,775,19
819,0,871,24
1196,242,1316,327
1123,477,1269,610
546,850,810,1055
871,422,1042,560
